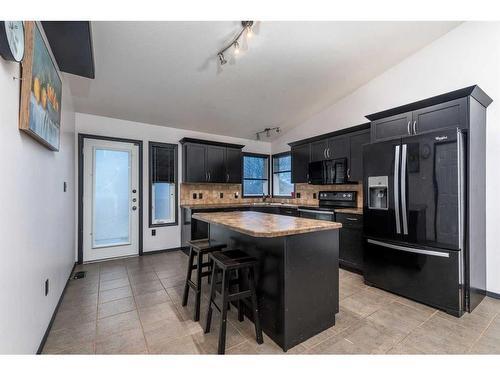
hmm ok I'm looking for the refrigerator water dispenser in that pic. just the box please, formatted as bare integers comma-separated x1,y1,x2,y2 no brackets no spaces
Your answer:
368,176,388,210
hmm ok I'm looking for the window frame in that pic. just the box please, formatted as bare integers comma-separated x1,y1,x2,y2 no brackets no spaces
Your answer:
242,152,270,198
271,151,294,198
148,141,178,228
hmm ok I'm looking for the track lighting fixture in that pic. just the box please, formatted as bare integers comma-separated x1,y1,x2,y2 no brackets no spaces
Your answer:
217,21,254,66
255,127,280,140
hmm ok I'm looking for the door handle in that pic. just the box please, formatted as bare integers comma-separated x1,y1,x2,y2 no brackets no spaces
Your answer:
367,239,449,258
407,121,411,135
394,145,401,234
401,144,408,235
412,121,417,135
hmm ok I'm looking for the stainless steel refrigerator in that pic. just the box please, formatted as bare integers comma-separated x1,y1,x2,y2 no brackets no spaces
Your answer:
363,127,482,317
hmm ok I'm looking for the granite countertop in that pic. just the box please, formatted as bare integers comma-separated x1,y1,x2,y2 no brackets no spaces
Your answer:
192,211,342,238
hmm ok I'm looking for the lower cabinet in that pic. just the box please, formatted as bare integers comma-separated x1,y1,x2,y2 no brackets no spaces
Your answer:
336,213,364,273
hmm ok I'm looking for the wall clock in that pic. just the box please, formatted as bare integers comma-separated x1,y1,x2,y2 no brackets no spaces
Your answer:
0,21,25,62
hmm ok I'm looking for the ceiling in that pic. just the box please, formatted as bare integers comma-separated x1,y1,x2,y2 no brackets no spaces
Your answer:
66,21,461,141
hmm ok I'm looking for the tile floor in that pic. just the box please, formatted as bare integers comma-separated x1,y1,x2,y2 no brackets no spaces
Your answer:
42,250,500,354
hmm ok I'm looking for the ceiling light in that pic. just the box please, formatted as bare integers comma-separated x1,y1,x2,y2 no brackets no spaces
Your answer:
255,127,280,140
218,53,227,65
217,21,255,66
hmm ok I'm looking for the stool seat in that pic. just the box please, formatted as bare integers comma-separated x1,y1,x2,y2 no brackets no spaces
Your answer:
182,239,227,321
210,249,257,270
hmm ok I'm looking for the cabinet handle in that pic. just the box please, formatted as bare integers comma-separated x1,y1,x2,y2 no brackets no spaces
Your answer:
205,172,208,181
323,148,327,159
347,168,350,179
327,148,331,158
407,121,411,135
226,173,229,182
208,172,211,181
345,217,358,221
413,121,417,135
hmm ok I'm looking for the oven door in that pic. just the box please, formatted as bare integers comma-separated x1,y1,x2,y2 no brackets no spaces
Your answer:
298,208,335,221
364,238,463,316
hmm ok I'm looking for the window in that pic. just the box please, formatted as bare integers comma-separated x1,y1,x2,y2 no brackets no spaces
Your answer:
272,152,294,197
242,153,269,197
149,142,178,226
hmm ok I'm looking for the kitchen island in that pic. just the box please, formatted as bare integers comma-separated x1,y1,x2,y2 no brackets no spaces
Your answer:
192,211,342,351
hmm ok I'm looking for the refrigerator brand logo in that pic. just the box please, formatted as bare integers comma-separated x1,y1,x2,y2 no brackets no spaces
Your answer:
435,136,448,141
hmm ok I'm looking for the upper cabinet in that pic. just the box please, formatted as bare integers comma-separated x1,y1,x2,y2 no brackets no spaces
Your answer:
366,86,492,143
180,138,243,183
289,123,371,184
291,143,310,183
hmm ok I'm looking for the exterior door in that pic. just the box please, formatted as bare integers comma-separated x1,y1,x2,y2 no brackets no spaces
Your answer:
83,138,140,262
363,138,402,241
401,128,464,250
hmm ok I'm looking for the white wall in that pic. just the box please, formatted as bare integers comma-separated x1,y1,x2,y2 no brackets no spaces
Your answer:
272,21,500,294
75,113,271,253
0,62,76,353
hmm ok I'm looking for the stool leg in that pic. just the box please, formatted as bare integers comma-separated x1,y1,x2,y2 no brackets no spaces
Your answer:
204,264,217,334
237,269,244,322
182,247,195,306
194,251,203,321
249,266,263,344
218,269,229,355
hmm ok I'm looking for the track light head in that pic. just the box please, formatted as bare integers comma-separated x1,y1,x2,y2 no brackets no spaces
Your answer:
218,52,227,65
256,133,260,140
234,41,240,55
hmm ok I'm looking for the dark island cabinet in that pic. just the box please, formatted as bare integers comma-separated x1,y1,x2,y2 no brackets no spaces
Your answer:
336,213,364,273
291,143,310,183
180,138,243,183
348,129,370,182
369,97,468,142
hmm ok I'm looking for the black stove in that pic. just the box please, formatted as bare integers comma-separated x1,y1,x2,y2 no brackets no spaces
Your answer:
298,191,357,220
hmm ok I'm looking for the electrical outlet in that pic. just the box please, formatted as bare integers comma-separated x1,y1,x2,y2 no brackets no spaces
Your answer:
193,193,197,199
220,192,223,198
313,193,317,199
45,279,49,296
296,192,301,198
199,193,203,199
152,229,156,236
235,192,239,198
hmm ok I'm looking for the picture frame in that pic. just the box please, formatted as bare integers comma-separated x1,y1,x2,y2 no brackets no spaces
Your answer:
19,21,62,151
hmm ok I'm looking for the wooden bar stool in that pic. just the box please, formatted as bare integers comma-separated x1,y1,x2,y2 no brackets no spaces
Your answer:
204,249,263,354
182,239,226,321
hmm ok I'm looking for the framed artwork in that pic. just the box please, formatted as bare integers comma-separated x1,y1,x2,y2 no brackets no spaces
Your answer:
19,21,62,151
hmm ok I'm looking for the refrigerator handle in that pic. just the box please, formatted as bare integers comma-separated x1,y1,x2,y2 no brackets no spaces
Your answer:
394,145,401,234
401,144,408,235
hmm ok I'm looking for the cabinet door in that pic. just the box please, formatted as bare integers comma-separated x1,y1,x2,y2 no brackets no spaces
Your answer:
225,148,242,183
337,213,364,272
327,135,349,160
371,112,412,142
310,139,328,161
412,98,467,135
291,143,310,183
348,130,370,182
184,143,207,182
206,145,226,183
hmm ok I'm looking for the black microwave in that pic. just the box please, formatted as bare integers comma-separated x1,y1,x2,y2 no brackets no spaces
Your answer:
308,158,348,185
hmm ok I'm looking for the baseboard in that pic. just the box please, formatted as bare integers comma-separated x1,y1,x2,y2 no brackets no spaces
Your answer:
486,290,500,300
142,246,184,255
36,262,77,354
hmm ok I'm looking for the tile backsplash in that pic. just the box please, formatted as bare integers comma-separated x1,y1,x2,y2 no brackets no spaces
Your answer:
180,182,363,208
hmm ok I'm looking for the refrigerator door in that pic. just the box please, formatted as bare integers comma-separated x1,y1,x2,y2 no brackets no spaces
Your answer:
364,238,463,316
363,138,403,241
400,128,464,250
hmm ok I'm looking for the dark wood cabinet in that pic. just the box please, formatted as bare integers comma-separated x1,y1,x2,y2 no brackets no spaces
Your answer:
184,143,207,183
328,135,349,160
181,138,243,183
348,130,370,182
336,213,364,272
206,145,226,183
226,148,242,183
412,97,467,135
370,112,413,142
291,143,310,183
310,139,329,162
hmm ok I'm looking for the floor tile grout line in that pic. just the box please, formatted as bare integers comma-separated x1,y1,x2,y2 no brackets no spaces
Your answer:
466,309,500,353
126,264,152,354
